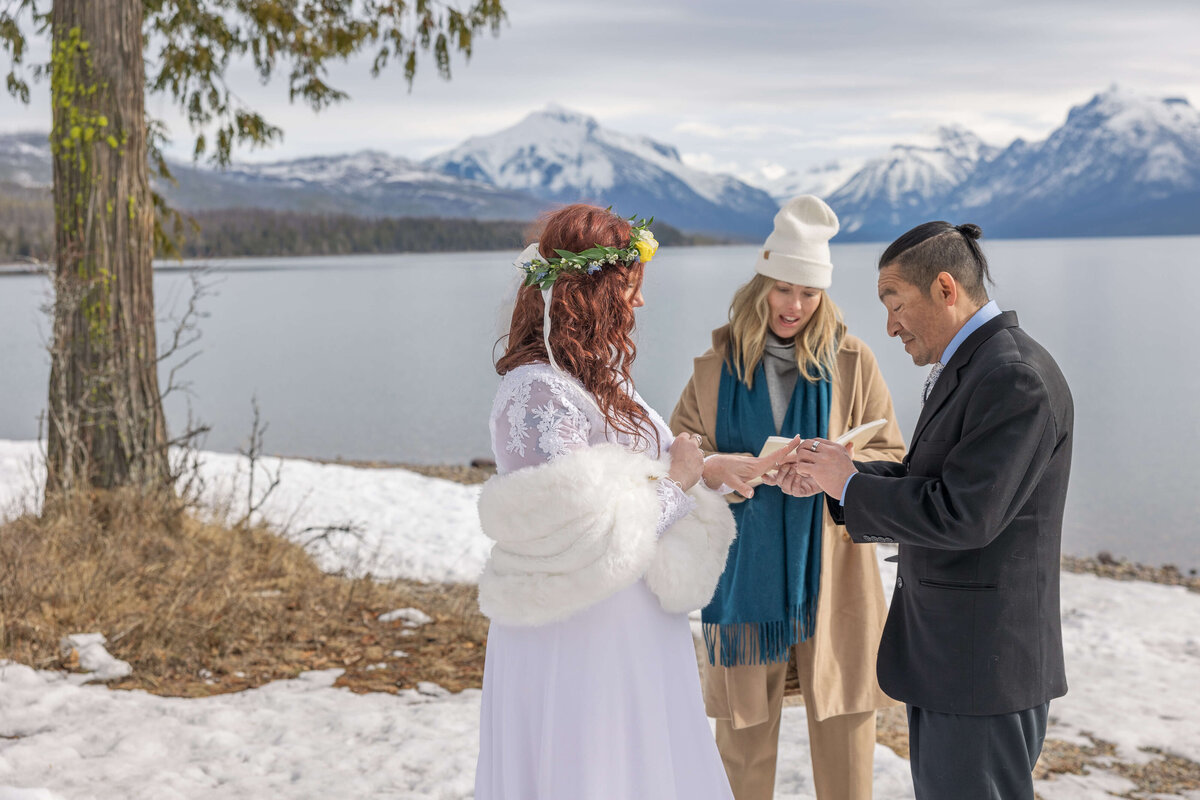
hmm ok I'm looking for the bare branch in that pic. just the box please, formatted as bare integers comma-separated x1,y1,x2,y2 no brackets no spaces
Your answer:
296,521,366,550
236,396,282,529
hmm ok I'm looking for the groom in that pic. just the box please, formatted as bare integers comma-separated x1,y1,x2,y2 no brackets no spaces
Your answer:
769,221,1073,800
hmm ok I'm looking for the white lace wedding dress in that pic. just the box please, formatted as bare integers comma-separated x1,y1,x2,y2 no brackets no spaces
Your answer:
474,362,734,799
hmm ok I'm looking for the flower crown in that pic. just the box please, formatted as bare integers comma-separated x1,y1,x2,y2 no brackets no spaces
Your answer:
515,216,658,290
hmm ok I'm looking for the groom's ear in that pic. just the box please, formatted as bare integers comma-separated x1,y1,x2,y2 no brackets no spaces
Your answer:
931,272,958,307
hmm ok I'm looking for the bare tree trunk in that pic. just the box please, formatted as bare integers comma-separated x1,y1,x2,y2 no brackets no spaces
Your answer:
46,0,168,496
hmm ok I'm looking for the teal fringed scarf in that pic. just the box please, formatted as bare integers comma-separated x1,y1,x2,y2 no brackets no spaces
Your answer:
703,356,831,667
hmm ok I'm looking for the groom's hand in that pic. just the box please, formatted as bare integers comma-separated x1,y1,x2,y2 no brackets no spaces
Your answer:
779,438,857,501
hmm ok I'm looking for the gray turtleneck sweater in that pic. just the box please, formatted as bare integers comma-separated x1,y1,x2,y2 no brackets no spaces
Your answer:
762,331,799,433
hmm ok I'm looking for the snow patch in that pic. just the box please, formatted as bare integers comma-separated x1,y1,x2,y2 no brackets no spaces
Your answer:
0,665,482,798
58,634,131,682
379,607,433,627
0,788,64,800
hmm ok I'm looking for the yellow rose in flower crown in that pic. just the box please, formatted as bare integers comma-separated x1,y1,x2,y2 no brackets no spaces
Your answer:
633,229,659,264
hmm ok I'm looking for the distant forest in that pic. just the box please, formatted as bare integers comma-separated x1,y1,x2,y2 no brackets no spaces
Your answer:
0,184,52,262
0,184,723,263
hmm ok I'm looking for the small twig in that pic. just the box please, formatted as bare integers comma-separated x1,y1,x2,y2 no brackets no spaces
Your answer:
296,521,365,550
236,396,282,529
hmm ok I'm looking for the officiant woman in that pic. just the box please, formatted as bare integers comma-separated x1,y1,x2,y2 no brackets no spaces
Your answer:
670,196,905,800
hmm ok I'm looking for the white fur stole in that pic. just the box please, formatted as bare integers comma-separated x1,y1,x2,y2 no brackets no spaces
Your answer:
476,444,735,625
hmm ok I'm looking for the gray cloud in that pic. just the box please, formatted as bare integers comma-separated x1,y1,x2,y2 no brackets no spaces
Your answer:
2,0,1198,179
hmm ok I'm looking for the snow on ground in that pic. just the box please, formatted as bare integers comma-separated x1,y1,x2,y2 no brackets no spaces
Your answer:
195,450,490,584
1,439,1198,798
380,608,434,626
0,441,489,584
0,658,913,800
0,665,481,800
57,635,131,682
1034,576,1200,799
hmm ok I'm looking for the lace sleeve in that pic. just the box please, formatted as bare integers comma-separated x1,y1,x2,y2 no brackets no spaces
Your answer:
656,478,697,536
493,376,597,472
491,369,697,535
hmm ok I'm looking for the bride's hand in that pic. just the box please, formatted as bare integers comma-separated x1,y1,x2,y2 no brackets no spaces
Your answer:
702,436,806,498
667,433,705,492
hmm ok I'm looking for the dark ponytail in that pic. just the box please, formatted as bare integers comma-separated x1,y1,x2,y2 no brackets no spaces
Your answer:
878,221,992,303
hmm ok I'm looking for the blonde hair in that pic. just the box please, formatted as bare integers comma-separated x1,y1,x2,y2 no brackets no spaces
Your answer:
727,273,846,388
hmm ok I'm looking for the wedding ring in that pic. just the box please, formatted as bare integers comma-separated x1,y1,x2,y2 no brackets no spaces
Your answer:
692,433,703,446
809,441,820,452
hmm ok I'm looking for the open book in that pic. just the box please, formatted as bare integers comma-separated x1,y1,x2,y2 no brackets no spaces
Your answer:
747,418,889,487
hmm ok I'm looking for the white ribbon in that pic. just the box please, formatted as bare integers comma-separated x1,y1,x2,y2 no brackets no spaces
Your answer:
515,241,564,373
513,241,542,269
541,285,562,372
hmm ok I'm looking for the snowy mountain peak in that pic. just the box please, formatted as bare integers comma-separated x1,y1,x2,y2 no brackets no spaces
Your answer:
536,103,598,127
516,105,602,140
1064,85,1200,136
934,123,979,142
932,125,992,161
503,105,683,164
424,106,777,236
994,85,1200,205
826,123,997,229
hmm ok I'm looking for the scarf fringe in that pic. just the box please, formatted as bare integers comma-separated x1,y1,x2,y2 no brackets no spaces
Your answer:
703,600,819,667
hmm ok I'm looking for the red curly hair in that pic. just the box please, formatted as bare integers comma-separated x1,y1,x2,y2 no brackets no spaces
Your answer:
495,204,658,451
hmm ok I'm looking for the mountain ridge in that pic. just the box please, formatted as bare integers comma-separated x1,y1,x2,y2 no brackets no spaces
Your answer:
5,86,1200,241
828,85,1200,240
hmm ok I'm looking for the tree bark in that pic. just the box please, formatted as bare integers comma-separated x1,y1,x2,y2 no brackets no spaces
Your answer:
46,0,169,495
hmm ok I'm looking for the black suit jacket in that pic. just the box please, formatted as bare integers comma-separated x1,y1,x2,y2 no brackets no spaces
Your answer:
830,311,1073,715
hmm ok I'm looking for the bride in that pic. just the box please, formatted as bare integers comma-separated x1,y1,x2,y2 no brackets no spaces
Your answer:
474,204,801,799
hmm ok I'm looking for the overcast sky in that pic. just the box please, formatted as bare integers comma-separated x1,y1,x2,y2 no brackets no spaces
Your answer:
3,0,1199,183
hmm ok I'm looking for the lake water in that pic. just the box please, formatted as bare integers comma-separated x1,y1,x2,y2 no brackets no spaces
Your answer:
1,238,1198,570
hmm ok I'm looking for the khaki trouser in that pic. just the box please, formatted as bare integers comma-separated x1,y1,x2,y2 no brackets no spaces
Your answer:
710,635,876,800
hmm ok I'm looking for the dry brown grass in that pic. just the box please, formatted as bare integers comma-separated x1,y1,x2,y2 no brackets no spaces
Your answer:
1034,733,1118,780
1033,733,1200,799
0,489,488,697
1112,747,1200,797
874,705,909,758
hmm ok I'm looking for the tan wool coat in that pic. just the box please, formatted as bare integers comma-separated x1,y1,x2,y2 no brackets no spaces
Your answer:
670,325,906,725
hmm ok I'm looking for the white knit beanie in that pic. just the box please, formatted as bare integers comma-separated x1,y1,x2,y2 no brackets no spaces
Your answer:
753,195,839,288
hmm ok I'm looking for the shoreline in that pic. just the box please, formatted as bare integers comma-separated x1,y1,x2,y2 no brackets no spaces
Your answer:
307,455,1200,593
1059,553,1200,593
